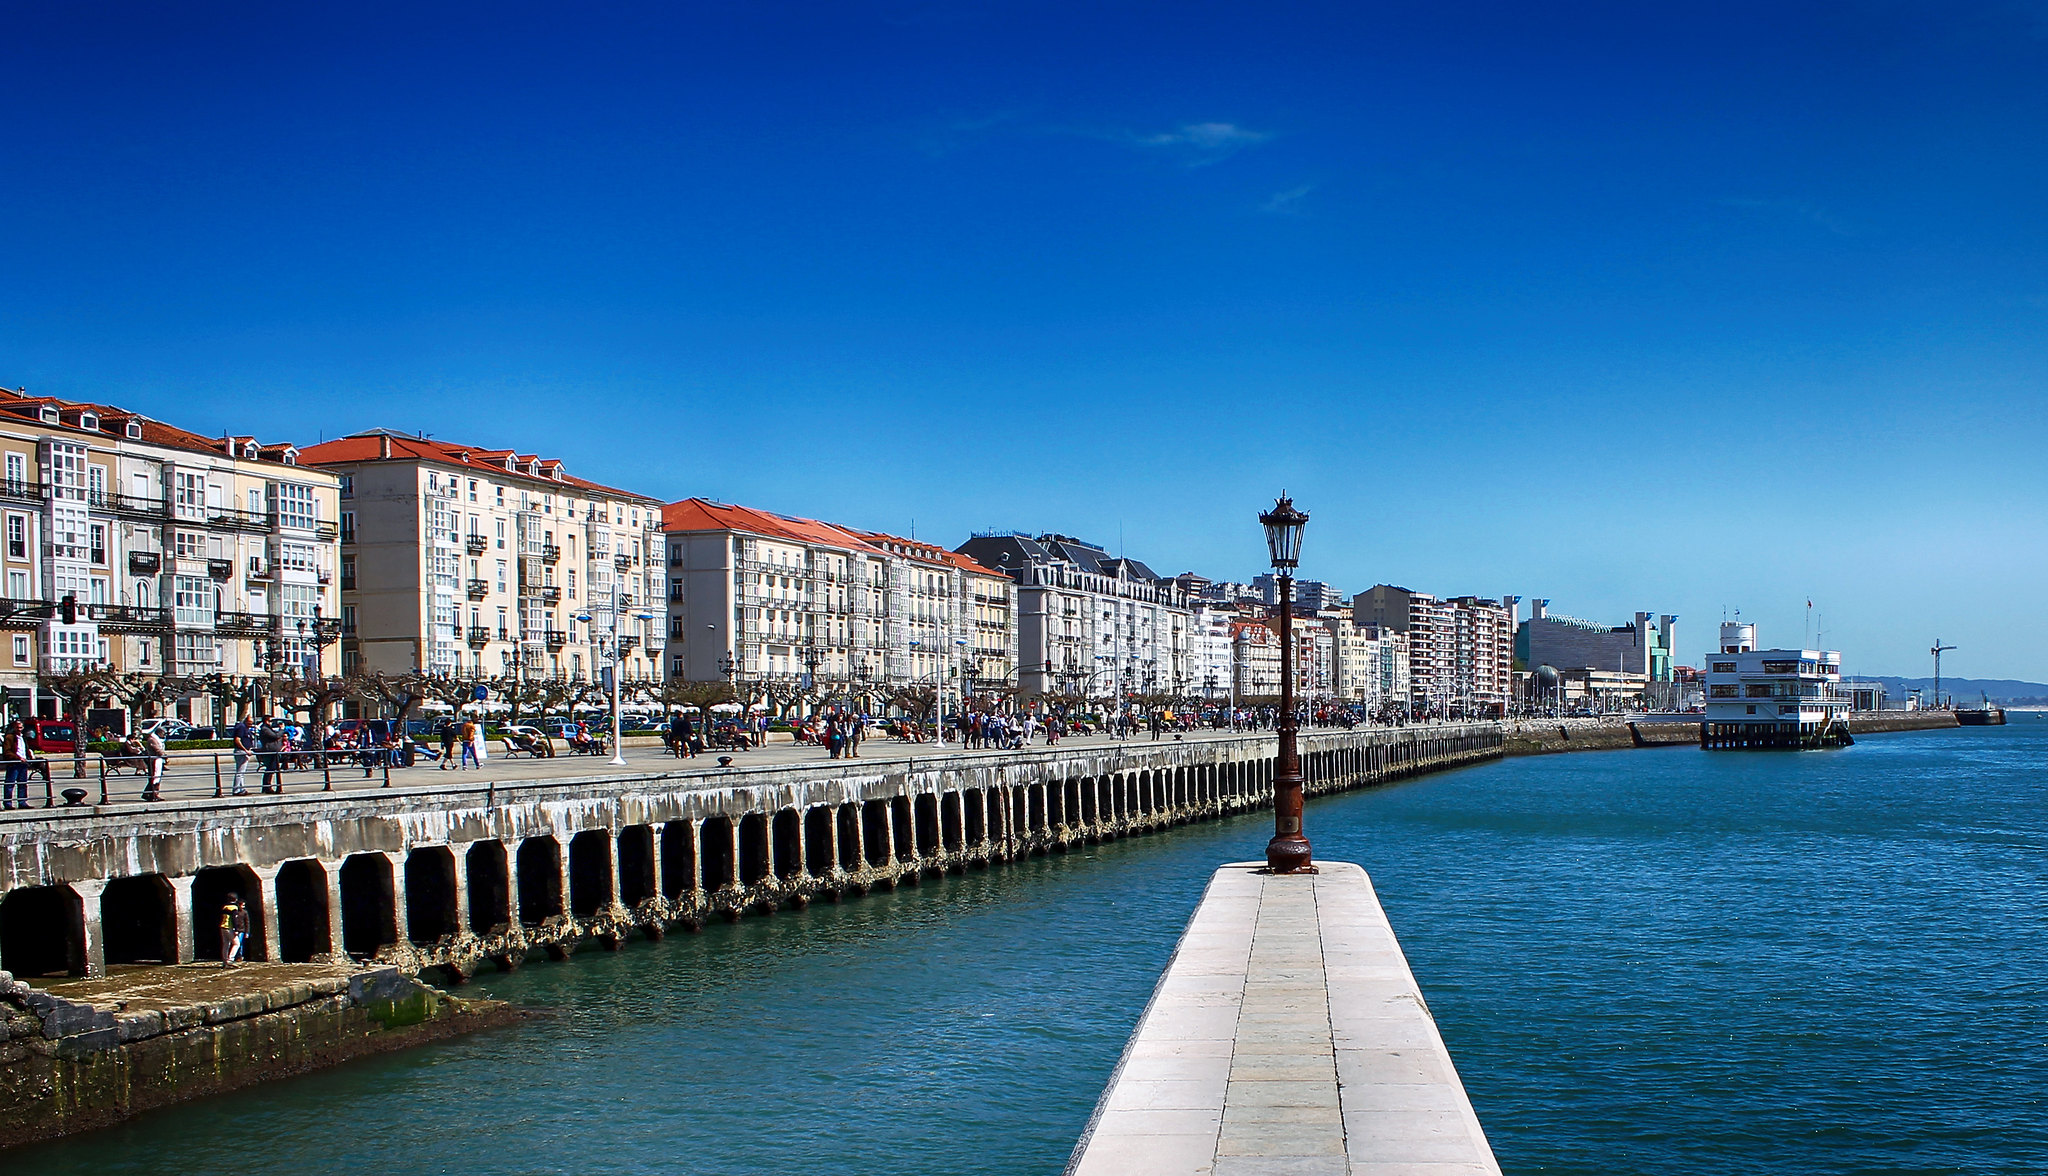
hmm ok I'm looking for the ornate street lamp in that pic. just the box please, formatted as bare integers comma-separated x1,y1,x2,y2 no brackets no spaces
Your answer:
1259,494,1312,874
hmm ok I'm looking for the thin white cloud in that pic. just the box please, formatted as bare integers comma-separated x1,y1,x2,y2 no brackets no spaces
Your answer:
1139,122,1271,151
1720,197,1856,237
1261,184,1314,215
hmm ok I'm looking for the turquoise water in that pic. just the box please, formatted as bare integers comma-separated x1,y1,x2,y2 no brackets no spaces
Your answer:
17,720,2048,1174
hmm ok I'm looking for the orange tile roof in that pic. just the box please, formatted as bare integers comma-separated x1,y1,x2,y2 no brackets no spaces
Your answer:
0,388,313,467
663,498,889,555
299,431,658,502
853,529,1005,577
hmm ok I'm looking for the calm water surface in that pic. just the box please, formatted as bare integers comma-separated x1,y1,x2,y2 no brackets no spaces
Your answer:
18,720,2048,1174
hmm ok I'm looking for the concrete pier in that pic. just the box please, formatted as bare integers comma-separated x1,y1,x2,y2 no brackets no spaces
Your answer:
1068,863,1500,1176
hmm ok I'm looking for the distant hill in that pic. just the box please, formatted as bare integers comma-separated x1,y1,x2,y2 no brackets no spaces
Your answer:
1854,676,2048,706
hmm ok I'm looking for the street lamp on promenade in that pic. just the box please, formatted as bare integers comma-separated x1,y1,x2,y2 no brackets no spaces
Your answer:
1259,494,1313,874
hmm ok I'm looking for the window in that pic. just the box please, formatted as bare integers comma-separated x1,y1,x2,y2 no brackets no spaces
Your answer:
468,479,478,502
89,524,105,565
174,529,205,559
281,583,318,621
1710,684,1738,698
340,556,356,590
340,511,356,543
5,515,22,560
338,474,353,499
1711,662,1736,673
279,542,318,574
174,471,206,520
496,519,506,549
495,485,504,506
88,466,104,504
496,559,507,593
5,571,24,599
274,482,316,530
174,631,219,667
173,575,214,626
11,635,26,666
4,453,24,491
341,604,357,635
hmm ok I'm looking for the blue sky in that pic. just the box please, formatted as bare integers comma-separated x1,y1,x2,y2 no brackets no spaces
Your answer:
2,2,2043,678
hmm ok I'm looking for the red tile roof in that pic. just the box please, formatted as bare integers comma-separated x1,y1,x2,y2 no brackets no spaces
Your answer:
663,498,889,555
853,529,1004,577
298,431,658,502
0,388,312,467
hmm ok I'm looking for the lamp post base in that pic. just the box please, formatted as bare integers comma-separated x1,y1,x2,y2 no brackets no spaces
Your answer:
1264,832,1315,874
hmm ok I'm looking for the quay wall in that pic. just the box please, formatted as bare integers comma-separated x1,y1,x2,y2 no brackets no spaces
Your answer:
0,964,518,1149
1506,710,1959,755
0,725,1503,986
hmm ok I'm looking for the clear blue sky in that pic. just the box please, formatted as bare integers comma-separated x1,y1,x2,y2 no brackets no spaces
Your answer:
3,2,2043,679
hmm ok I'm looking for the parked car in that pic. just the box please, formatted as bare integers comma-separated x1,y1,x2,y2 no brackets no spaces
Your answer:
25,718,77,754
136,718,197,741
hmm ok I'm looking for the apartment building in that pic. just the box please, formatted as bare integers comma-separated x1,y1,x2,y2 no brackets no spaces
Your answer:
662,500,1016,704
854,531,1016,697
301,431,665,684
1231,620,1280,698
0,388,341,721
956,532,1192,701
1354,585,1516,717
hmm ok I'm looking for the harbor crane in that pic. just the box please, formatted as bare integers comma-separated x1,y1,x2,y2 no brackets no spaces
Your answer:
1930,639,1956,709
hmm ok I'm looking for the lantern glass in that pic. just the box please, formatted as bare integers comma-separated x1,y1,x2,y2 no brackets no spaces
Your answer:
1259,495,1309,569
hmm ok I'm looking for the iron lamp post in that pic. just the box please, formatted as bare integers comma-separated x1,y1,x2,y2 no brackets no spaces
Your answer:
1259,494,1312,874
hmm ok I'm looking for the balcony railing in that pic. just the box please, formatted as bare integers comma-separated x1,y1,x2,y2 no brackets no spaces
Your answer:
214,611,276,633
467,626,491,646
209,507,271,533
539,544,562,563
88,603,172,630
0,599,55,625
128,551,162,575
540,586,561,603
545,630,568,648
88,489,169,519
208,558,235,580
0,481,47,506
466,578,490,599
465,535,488,554
246,559,274,581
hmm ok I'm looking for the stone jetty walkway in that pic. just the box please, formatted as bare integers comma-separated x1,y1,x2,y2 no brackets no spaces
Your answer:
1068,862,1500,1176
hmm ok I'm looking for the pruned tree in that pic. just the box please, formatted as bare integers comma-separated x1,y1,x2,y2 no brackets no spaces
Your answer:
266,675,357,747
356,670,430,731
37,666,118,778
659,678,735,715
106,671,191,728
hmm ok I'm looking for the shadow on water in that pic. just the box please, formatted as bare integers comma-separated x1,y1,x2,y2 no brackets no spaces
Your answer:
16,720,2048,1175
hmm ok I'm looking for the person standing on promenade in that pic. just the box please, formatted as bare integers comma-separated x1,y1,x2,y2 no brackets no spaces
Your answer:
0,720,26,810
219,896,249,966
458,716,481,770
231,714,256,796
257,718,287,793
140,727,168,800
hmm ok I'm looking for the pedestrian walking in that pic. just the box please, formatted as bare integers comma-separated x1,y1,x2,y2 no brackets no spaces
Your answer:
231,714,256,796
438,719,457,769
458,716,481,769
140,728,167,800
218,896,250,967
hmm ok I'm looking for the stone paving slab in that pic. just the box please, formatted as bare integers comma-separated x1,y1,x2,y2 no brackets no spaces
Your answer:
1067,862,1501,1176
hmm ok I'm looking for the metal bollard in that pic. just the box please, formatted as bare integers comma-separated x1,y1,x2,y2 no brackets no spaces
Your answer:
322,757,332,791
382,756,392,788
214,755,224,799
98,758,110,807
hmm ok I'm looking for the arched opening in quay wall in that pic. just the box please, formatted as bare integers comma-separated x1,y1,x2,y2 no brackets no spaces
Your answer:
890,797,915,863
0,884,84,978
340,854,398,959
913,794,939,858
701,816,736,889
771,809,802,881
836,803,862,871
193,865,266,962
737,813,770,884
661,822,696,898
569,830,615,916
860,801,890,868
276,859,330,963
805,807,835,876
404,848,459,946
517,837,564,924
618,825,657,906
466,841,511,934
103,874,177,966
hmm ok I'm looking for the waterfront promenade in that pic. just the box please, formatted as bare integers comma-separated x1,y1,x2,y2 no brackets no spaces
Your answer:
1069,862,1500,1176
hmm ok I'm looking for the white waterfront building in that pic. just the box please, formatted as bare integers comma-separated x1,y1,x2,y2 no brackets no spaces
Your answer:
1702,621,1849,748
